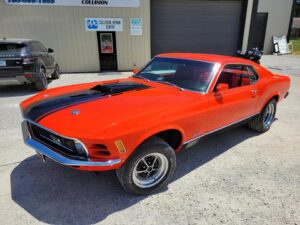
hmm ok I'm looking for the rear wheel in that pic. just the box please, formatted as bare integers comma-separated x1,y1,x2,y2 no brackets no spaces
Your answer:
34,67,48,91
116,137,176,195
248,98,277,132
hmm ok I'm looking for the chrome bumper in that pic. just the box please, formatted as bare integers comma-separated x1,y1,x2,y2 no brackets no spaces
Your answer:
21,120,121,167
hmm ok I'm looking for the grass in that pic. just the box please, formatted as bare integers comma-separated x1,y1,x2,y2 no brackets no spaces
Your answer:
291,39,300,55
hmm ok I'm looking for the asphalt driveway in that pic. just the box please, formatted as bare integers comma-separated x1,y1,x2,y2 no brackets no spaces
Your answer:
0,56,299,225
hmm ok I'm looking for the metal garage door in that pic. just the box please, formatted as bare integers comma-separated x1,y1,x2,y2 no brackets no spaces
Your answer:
151,0,244,56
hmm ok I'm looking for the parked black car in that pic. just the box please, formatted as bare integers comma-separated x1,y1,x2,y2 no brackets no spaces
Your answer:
0,39,60,91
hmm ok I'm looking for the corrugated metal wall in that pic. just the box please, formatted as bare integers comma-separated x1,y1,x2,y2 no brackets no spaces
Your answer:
0,0,151,72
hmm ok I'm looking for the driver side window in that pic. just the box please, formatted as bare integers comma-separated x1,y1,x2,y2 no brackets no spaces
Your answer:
214,64,258,91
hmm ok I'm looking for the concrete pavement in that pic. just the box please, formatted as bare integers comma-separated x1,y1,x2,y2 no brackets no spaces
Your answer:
0,57,299,225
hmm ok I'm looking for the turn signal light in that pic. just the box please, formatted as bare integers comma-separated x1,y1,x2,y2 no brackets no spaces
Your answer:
115,140,126,154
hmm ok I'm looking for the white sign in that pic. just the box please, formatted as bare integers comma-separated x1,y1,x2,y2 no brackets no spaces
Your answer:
4,0,140,8
85,18,123,31
130,18,142,36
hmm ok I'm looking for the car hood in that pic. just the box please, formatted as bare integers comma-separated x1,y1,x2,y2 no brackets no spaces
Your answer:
21,78,202,137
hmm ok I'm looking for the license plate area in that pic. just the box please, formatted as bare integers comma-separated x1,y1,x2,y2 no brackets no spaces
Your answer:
0,60,6,67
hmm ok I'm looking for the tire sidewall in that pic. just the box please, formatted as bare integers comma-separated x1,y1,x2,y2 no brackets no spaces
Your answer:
35,67,48,91
52,64,60,79
121,142,176,195
259,99,277,131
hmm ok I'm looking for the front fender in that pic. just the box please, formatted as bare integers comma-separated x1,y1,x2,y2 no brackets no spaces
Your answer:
124,124,186,160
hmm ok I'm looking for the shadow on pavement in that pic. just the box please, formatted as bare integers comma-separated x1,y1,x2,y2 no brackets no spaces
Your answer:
0,80,55,97
0,84,36,97
11,126,259,224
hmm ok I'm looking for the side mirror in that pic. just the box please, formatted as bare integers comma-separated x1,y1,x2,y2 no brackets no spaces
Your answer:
132,68,140,74
47,48,54,53
216,83,229,92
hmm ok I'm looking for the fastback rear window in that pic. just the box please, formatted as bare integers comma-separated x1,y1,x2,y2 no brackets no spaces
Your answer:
0,43,28,53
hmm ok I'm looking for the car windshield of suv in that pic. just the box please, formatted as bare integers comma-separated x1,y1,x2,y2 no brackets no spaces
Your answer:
0,43,28,53
136,57,217,92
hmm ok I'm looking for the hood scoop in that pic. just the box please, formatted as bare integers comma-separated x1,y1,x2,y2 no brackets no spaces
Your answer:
91,81,150,95
23,81,151,122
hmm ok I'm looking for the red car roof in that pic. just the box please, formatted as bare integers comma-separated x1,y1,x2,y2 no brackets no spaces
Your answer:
157,53,254,65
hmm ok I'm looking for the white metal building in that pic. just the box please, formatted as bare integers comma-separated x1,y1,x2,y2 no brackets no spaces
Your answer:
0,0,294,72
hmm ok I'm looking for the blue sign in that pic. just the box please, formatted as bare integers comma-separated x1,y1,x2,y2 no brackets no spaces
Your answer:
86,19,98,30
85,18,123,31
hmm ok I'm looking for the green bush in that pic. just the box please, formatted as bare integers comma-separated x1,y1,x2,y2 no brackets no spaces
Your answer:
291,39,300,54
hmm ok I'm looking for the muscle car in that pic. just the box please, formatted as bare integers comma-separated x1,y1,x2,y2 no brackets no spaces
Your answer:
20,53,290,195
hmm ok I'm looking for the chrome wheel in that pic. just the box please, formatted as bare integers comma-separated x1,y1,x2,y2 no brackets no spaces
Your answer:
133,153,169,189
263,103,275,127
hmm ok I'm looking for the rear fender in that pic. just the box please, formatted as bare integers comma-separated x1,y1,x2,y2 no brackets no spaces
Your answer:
258,74,290,111
261,92,280,109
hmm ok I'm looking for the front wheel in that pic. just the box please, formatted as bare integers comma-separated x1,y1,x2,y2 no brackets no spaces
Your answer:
51,64,60,79
116,137,176,195
248,98,277,132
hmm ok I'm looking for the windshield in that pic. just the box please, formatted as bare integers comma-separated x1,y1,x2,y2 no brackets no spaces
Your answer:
136,57,217,92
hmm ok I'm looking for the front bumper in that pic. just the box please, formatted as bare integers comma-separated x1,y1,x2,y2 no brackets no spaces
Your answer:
21,120,121,167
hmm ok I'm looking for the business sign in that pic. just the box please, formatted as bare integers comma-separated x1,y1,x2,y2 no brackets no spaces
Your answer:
130,18,142,36
4,0,140,8
85,18,123,31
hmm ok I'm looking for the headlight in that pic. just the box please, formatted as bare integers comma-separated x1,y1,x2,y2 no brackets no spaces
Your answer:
75,141,86,155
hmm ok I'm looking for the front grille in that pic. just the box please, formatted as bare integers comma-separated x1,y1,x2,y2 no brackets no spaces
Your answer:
28,122,87,160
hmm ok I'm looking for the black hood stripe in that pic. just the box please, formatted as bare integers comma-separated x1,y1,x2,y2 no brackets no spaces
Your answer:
23,81,151,122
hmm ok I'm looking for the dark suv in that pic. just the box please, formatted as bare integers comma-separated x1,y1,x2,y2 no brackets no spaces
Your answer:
0,39,60,91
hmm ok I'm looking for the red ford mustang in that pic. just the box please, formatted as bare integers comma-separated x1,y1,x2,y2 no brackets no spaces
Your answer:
20,53,290,195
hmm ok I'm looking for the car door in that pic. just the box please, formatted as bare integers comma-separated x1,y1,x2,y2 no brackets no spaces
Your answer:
205,64,259,132
37,42,54,74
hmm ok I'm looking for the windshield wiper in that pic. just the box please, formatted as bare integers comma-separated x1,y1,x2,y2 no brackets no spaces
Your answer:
132,75,150,81
154,81,184,91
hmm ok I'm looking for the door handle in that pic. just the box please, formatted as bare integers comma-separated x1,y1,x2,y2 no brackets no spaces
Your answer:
251,89,258,97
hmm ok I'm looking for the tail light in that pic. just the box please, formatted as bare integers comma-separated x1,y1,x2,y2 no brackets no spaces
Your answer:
22,57,35,65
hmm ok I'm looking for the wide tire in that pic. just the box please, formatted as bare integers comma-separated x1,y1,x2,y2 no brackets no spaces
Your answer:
248,98,277,132
51,64,60,80
116,137,176,195
34,67,48,91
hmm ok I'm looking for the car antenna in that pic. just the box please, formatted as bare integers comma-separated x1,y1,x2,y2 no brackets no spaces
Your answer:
3,37,6,40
